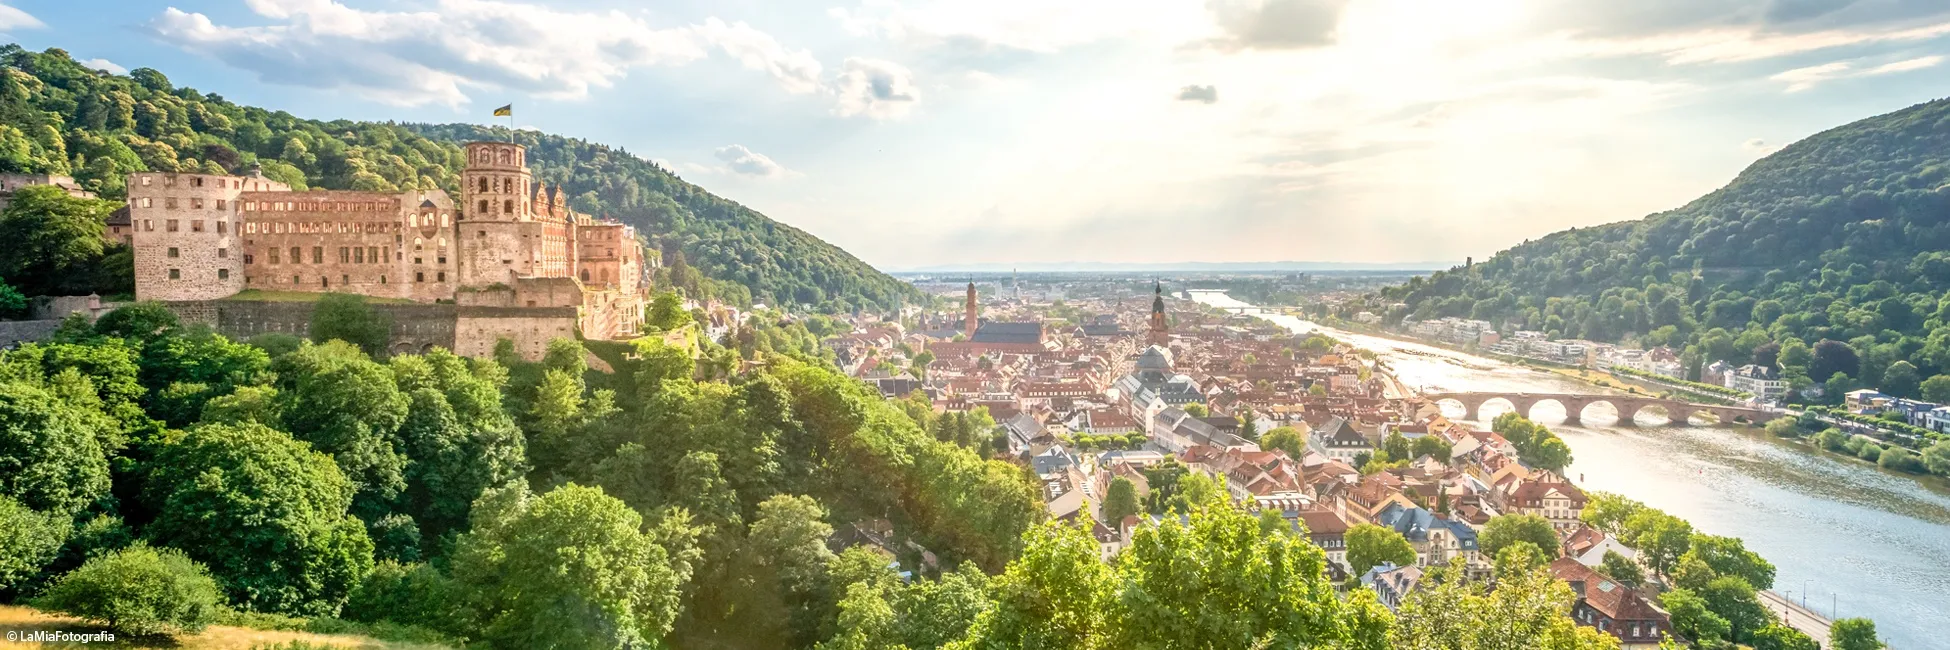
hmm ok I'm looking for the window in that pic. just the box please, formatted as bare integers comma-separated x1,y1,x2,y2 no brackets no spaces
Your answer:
269,248,280,264
342,274,349,285
192,177,203,187
478,230,486,238
218,269,229,280
354,247,364,264
216,221,226,234
415,272,425,282
478,177,488,192
166,219,179,232
290,247,301,264
144,219,153,231
141,176,152,186
368,247,379,263
380,275,387,284
292,275,300,284
339,247,350,263
167,247,179,258
504,199,514,214
166,198,178,209
140,197,153,208
436,272,445,282
191,198,203,209
321,277,329,288
217,248,228,259
478,199,489,215
244,254,253,264
414,237,423,251
216,199,226,210
191,220,204,232
414,257,423,265
168,268,180,279
312,247,323,264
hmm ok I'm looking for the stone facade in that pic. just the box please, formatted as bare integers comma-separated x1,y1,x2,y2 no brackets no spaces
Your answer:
0,173,95,211
127,142,650,357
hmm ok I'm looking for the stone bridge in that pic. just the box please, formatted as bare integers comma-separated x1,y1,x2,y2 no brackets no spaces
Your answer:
1421,392,1779,427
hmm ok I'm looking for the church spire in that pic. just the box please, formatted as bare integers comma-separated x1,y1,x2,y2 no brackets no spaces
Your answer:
1147,279,1169,346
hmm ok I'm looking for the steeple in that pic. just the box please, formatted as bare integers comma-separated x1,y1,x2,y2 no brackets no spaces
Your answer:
1147,279,1169,346
964,278,978,339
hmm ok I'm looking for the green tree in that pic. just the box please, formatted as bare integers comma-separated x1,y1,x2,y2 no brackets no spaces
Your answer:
1661,588,1731,646
32,543,223,636
451,483,686,650
143,421,374,615
1622,510,1692,576
0,495,68,592
1346,523,1418,576
1238,407,1259,442
273,340,410,519
1261,426,1306,460
1920,374,1950,404
1391,558,1616,650
0,184,118,296
1102,477,1140,524
1751,624,1819,650
1682,534,1775,590
0,380,111,518
1182,403,1209,417
1829,618,1884,650
1698,576,1770,644
1411,435,1452,463
1879,360,1920,397
646,290,693,332
1479,514,1559,559
1596,550,1643,589
310,293,392,356
92,302,181,341
957,521,1113,648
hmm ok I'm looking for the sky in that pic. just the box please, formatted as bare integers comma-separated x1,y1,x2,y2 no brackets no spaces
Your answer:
6,0,1950,270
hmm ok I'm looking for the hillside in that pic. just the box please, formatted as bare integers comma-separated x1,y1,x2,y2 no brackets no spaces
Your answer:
1356,97,1950,394
0,45,920,312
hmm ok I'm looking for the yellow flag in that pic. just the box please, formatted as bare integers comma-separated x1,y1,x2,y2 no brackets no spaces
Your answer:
492,104,512,117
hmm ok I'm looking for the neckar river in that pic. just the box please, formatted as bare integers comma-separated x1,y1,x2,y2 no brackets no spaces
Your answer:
1189,292,1950,649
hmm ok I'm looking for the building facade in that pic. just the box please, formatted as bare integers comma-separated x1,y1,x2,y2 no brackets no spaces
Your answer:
128,142,649,355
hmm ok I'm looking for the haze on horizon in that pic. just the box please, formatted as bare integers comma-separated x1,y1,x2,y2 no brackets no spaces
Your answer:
10,0,1950,269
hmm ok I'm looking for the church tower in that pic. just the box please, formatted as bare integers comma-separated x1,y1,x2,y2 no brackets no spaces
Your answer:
964,280,979,339
1147,280,1169,346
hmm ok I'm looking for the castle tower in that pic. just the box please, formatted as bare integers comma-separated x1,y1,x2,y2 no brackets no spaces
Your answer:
964,280,978,339
1147,280,1169,346
457,141,535,286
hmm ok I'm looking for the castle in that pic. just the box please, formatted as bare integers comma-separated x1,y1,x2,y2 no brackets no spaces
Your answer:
126,141,650,358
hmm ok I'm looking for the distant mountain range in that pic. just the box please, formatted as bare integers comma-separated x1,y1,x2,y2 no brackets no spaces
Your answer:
891,261,1454,274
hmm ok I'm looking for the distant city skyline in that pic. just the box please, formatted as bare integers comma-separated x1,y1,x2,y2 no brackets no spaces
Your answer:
7,0,1950,268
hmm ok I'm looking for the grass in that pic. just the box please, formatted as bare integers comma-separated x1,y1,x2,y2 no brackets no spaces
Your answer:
0,606,452,650
220,290,412,304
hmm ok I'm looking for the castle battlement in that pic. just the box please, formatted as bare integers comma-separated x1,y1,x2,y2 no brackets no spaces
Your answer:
128,142,649,355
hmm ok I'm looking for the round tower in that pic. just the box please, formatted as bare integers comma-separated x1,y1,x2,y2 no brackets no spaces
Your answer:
460,142,531,222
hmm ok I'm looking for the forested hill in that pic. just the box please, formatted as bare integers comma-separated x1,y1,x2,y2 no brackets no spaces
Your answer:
1355,97,1950,395
0,45,920,312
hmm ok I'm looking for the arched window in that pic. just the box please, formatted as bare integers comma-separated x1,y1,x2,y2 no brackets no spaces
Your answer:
478,177,488,192
581,269,590,281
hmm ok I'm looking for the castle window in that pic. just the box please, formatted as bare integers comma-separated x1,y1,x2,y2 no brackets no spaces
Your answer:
436,272,445,282
342,274,349,285
169,268,180,279
581,270,589,281
191,220,204,232
414,257,423,265
409,214,418,228
292,275,299,284
415,272,425,283
478,178,488,192
437,256,446,265
140,198,153,208
247,223,256,234
380,275,387,284
216,221,226,234
216,199,226,210
312,247,323,264
217,248,228,259
354,248,364,264
340,247,350,263
478,230,486,238
369,247,379,263
193,177,203,187
441,214,449,227
504,199,514,214
141,176,151,186
478,199,489,215
322,277,329,288
167,247,179,258
290,247,301,264
166,198,178,209
269,249,280,264
166,220,179,232
144,219,153,231
244,254,253,264
218,269,229,280
191,198,203,209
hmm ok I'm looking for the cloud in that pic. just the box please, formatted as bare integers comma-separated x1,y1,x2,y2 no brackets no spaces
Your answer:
80,58,127,75
143,0,858,110
0,2,41,31
713,144,792,177
833,58,920,119
1177,85,1218,104
1743,138,1782,156
1205,0,1348,50
1769,54,1943,91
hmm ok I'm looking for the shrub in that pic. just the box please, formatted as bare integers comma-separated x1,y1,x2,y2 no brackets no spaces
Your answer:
1877,447,1926,473
342,560,464,637
35,543,223,636
1856,443,1883,463
0,495,69,592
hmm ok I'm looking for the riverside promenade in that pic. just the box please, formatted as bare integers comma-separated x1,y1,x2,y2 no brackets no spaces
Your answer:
1759,590,1832,643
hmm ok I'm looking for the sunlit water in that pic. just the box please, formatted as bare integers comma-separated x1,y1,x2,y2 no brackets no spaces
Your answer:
1190,292,1950,649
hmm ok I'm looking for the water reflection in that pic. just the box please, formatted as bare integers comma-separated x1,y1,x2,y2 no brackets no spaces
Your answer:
1188,292,1950,648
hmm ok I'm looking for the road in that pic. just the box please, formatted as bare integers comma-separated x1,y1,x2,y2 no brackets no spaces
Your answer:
1759,590,1832,643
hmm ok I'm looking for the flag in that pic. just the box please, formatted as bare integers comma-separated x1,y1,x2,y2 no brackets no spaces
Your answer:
492,104,512,117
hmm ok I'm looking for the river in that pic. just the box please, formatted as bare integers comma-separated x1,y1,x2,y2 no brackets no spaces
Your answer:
1188,292,1950,649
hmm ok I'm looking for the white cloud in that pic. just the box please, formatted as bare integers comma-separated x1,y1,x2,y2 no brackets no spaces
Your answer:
144,0,873,111
830,0,1205,53
0,2,41,31
1770,54,1943,91
1205,0,1348,50
713,144,793,177
80,58,127,75
833,58,920,119
1177,84,1218,103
